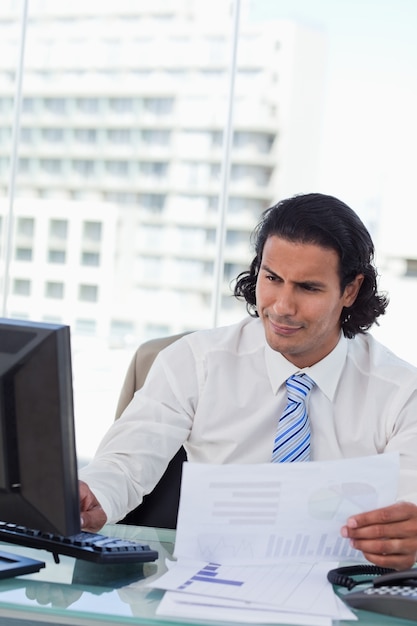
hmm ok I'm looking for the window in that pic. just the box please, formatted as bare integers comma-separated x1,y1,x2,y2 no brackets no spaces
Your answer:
111,319,134,335
75,318,96,334
21,97,36,113
40,159,62,174
105,191,137,204
144,97,174,115
18,158,31,174
0,97,13,112
45,281,65,299
109,98,134,113
13,279,31,296
76,98,99,113
83,221,102,242
106,160,129,176
3,2,411,466
44,98,67,114
139,194,166,211
108,129,131,144
73,160,95,176
48,249,66,263
139,162,168,178
74,128,97,143
142,129,171,145
20,127,34,143
49,219,68,239
81,251,100,266
17,217,35,238
15,247,32,261
79,284,98,302
42,128,64,142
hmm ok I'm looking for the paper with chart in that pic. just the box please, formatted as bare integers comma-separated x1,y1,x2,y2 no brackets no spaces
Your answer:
152,559,343,615
174,453,399,563
153,559,354,625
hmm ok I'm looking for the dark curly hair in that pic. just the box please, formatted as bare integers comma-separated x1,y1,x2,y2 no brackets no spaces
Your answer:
234,193,388,338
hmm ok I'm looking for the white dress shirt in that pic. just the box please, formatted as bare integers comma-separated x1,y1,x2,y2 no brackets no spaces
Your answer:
80,316,417,523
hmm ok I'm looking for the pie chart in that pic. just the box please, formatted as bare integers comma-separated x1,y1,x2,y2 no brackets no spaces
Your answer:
308,482,378,520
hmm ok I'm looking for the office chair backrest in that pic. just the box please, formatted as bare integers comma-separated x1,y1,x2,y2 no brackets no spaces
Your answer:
115,333,188,529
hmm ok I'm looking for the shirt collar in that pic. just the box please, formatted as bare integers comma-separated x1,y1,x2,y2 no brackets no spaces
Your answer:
264,333,348,400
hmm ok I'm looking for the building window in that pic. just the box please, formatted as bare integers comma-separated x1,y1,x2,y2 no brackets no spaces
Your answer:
42,128,64,142
144,97,174,115
141,129,171,145
44,98,67,114
74,318,96,334
40,159,62,174
15,247,33,261
139,194,165,212
48,249,66,264
18,158,31,174
74,128,97,143
109,98,134,113
20,127,34,143
139,161,168,178
76,97,99,113
73,160,95,176
81,251,100,266
110,319,134,338
108,129,132,144
104,191,137,205
83,221,102,242
45,281,64,299
79,284,98,302
21,97,36,113
105,160,129,176
49,219,68,239
13,279,31,296
17,217,35,237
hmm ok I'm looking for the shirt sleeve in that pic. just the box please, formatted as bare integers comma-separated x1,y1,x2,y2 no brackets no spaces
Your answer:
79,337,198,523
384,384,417,505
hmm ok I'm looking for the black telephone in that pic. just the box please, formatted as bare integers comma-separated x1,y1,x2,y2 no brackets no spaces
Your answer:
327,565,417,622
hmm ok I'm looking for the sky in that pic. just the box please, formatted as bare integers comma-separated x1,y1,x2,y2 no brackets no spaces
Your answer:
249,0,417,223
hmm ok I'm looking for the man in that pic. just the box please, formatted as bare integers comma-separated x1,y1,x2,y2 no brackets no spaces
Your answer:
80,193,417,570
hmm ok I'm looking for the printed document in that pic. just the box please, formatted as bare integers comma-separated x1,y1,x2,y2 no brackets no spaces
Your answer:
150,453,398,624
173,453,398,563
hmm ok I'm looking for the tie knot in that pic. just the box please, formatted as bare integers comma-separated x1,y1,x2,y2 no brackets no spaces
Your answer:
286,373,315,401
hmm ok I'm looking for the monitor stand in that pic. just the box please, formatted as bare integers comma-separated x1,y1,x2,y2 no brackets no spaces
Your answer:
0,550,45,579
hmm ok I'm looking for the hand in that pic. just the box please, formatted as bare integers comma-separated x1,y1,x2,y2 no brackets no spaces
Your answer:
79,480,107,532
26,581,83,608
341,501,417,570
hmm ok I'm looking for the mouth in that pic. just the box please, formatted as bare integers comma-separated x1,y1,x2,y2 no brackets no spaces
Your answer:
268,318,303,336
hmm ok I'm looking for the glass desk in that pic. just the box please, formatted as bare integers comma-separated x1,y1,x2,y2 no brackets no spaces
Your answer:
0,524,411,626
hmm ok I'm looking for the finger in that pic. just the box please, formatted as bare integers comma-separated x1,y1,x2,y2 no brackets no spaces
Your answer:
347,502,416,529
343,519,412,541
349,536,417,566
359,546,417,571
80,507,107,532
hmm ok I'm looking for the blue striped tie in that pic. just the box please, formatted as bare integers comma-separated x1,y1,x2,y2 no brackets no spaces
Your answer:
272,373,315,463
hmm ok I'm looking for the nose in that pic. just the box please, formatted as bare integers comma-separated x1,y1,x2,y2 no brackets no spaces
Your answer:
271,284,297,316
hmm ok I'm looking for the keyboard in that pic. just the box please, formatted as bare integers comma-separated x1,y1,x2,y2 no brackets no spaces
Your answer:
0,522,158,564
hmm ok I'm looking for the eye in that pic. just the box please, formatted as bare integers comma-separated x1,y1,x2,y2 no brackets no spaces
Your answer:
301,283,320,292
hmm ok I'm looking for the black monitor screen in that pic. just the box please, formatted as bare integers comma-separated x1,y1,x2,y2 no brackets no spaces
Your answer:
0,318,80,536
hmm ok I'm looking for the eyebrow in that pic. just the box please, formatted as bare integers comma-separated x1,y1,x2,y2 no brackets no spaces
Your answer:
260,264,327,289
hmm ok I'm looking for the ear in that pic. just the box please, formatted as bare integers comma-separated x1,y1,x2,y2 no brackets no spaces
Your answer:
342,274,364,307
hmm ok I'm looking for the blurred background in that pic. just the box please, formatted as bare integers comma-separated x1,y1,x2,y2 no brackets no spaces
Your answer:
1,0,416,461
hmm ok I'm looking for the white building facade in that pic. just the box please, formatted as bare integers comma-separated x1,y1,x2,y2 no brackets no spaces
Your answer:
0,1,326,346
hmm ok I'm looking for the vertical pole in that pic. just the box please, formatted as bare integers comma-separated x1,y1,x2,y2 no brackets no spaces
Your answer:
211,0,241,327
1,0,29,316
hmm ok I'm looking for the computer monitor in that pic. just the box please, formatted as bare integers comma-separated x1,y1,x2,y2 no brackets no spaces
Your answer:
0,318,80,537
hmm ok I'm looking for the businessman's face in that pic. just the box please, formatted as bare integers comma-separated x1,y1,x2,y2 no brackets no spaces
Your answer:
255,236,363,368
